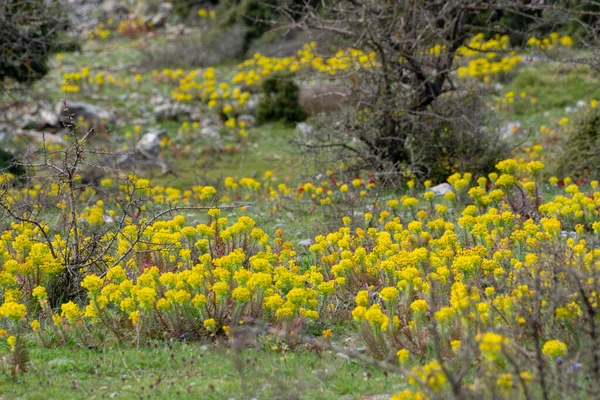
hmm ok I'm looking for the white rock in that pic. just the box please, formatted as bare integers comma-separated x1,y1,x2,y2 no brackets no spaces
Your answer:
136,129,167,157
296,122,314,137
55,101,116,129
430,183,453,196
500,121,521,139
298,239,313,247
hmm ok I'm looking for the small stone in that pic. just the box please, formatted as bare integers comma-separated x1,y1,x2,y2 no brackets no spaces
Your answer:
55,101,116,131
430,183,453,196
298,239,313,247
500,121,521,139
296,122,314,137
560,231,578,240
237,114,256,128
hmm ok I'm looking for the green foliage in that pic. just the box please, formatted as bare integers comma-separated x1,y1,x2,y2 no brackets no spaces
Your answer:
0,149,26,182
257,73,307,124
217,0,317,51
0,0,66,83
217,0,277,50
0,344,392,398
552,107,600,178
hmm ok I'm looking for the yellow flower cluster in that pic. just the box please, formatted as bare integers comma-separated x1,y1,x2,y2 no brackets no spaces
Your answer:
1,153,599,398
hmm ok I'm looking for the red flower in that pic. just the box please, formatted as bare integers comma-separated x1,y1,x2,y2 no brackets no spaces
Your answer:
369,178,376,184
557,181,565,187
298,187,305,192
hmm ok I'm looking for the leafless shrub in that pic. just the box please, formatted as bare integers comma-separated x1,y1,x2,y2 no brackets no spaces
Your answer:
281,1,599,184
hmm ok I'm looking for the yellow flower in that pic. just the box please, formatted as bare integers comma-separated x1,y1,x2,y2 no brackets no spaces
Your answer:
204,318,217,331
322,329,332,338
81,275,105,297
32,286,48,301
212,281,229,297
355,290,369,307
477,332,508,361
61,301,80,322
7,336,16,350
129,310,140,325
232,286,252,303
31,319,41,331
379,287,399,303
397,348,410,363
0,302,26,322
496,373,513,392
352,306,367,321
410,299,428,313
192,294,207,308
542,340,568,359
364,304,388,329
264,294,284,310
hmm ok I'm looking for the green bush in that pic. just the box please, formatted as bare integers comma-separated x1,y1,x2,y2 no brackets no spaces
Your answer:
0,0,66,84
0,149,26,182
551,107,600,178
217,0,317,52
257,73,307,124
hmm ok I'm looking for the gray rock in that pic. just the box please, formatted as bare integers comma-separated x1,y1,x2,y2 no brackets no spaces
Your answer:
21,109,59,131
18,130,66,144
299,82,353,114
153,103,193,121
200,126,220,140
201,117,221,129
136,129,168,158
41,109,59,128
296,122,314,137
245,95,260,116
237,114,256,128
431,183,453,196
55,101,116,130
115,129,170,173
158,2,173,14
560,231,578,240
151,12,168,28
500,121,521,139
101,0,129,16
298,239,313,247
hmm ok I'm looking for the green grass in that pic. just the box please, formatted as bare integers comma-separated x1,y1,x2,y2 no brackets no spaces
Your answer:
0,341,402,399
499,60,600,131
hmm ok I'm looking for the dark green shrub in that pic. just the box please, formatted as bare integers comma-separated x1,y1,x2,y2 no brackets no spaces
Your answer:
0,149,26,182
551,107,600,179
217,0,318,52
257,73,307,124
0,0,67,84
